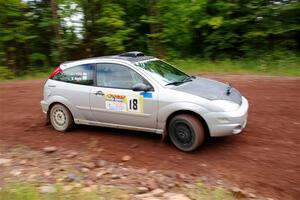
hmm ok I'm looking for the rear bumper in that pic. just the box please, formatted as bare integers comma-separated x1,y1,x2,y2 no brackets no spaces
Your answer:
204,96,248,137
40,100,49,114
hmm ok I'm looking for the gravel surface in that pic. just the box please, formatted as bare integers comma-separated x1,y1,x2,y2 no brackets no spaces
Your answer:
0,75,299,199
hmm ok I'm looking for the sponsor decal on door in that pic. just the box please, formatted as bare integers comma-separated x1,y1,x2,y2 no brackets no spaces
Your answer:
105,94,143,113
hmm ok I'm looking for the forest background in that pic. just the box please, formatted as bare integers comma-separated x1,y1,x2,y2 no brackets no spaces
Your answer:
0,0,299,80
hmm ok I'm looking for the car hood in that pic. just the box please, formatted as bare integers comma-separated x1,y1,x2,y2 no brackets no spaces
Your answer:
172,77,242,104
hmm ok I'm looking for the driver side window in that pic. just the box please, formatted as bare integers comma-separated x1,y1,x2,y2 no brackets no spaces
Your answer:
96,63,151,89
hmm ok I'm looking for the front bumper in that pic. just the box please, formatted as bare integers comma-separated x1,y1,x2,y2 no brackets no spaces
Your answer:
204,96,249,137
40,100,49,114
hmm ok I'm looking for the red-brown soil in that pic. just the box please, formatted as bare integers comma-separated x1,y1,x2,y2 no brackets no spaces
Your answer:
0,75,299,200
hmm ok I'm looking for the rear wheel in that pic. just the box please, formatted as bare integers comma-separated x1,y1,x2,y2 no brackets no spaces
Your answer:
49,104,74,132
168,114,205,152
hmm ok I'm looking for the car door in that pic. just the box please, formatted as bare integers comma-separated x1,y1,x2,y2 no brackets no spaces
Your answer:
89,62,159,131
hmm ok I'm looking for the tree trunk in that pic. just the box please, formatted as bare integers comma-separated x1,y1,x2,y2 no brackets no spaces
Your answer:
6,50,17,74
149,0,165,58
50,0,62,62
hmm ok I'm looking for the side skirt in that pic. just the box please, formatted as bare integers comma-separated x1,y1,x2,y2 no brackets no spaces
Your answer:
74,119,164,134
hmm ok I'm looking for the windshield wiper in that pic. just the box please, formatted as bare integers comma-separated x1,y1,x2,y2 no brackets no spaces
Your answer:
165,76,195,86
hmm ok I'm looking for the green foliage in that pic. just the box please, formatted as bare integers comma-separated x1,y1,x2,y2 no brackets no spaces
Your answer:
0,0,34,73
192,0,300,59
0,66,15,80
0,0,299,78
208,17,224,29
30,53,48,67
96,3,133,54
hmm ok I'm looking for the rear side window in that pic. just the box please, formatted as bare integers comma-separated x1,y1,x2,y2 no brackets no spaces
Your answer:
53,64,95,86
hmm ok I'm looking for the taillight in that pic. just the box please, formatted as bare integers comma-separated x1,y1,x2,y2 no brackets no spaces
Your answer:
49,66,62,79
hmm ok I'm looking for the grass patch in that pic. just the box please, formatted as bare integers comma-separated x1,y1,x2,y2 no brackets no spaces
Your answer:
169,58,300,76
187,180,238,200
0,67,55,82
1,57,299,83
0,181,240,200
0,183,103,200
12,71,53,81
0,183,134,200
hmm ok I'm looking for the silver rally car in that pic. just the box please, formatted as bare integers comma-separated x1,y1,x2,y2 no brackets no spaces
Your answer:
41,51,248,151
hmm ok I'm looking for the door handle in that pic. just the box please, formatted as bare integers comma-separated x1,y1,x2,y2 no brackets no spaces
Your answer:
94,90,104,96
48,85,56,88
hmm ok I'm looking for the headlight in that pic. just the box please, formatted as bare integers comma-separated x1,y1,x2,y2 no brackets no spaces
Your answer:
213,100,240,112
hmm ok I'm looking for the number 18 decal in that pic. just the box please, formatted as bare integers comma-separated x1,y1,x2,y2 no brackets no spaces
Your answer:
127,96,143,113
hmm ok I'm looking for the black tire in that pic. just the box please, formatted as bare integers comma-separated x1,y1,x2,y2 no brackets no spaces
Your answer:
49,104,74,132
168,114,205,152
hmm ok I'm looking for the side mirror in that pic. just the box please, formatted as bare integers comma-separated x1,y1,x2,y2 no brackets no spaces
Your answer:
132,83,152,92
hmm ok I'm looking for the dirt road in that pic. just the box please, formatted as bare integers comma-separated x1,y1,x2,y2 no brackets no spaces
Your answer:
0,75,299,200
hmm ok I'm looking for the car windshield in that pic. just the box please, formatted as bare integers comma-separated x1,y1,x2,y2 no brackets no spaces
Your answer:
137,60,189,85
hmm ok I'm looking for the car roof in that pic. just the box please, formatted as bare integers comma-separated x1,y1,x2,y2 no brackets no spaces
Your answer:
61,52,156,66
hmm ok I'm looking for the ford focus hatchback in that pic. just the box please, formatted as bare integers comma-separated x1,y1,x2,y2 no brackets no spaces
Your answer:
41,52,248,152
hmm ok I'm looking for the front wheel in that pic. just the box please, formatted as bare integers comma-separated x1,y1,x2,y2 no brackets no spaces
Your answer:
168,114,205,152
49,104,74,132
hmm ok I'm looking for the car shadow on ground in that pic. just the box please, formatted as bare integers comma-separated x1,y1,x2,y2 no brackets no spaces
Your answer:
64,124,234,154
74,124,162,140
